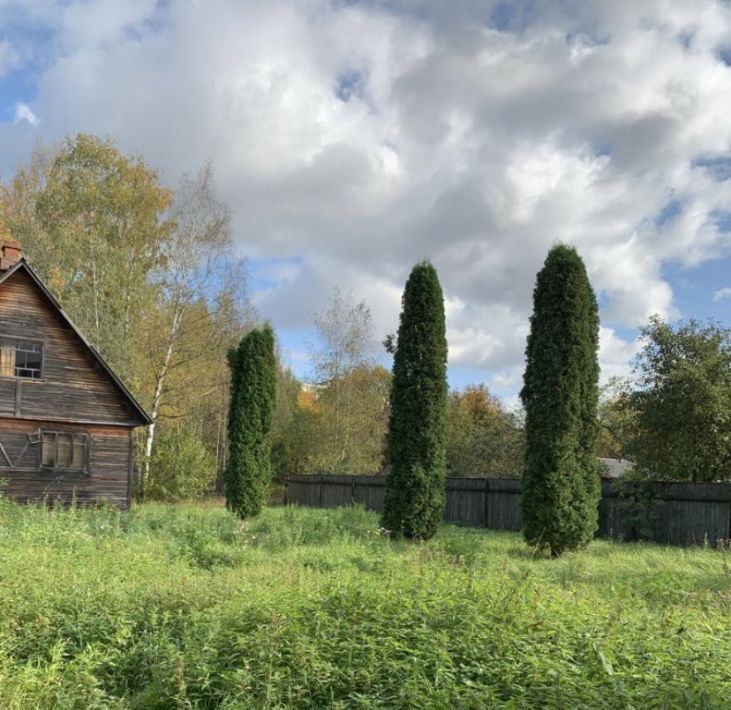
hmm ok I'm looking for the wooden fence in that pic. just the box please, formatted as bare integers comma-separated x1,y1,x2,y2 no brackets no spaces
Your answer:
285,474,731,547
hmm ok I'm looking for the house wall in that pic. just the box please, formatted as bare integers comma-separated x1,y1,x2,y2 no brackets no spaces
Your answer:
0,418,132,508
0,268,139,424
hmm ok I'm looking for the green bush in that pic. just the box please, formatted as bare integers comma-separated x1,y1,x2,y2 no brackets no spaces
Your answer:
382,261,448,540
145,427,216,501
225,324,277,519
521,245,601,555
627,317,731,481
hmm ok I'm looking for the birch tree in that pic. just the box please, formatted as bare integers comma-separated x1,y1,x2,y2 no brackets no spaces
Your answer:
139,163,242,496
309,288,376,473
32,134,173,378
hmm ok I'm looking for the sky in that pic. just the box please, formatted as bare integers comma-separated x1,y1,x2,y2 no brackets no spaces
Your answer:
0,0,730,405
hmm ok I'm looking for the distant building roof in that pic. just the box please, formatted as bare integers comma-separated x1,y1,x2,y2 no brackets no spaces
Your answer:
301,382,326,393
599,457,633,479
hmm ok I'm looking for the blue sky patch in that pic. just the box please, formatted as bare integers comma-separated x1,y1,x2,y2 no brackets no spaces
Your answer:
694,155,731,181
335,70,364,102
655,199,682,228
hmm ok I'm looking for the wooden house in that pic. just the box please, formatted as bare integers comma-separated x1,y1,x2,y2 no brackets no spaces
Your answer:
0,240,150,508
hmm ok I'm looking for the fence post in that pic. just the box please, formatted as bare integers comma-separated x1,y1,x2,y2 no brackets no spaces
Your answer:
484,478,490,528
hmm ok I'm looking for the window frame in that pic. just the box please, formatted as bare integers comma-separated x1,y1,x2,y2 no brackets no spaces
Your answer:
0,335,45,381
40,430,90,474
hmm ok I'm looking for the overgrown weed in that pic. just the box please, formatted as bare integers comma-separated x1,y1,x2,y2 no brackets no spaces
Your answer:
0,501,727,707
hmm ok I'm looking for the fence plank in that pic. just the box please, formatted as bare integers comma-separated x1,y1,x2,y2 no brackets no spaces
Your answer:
445,478,487,526
284,475,731,547
319,476,354,508
352,475,385,514
286,475,322,508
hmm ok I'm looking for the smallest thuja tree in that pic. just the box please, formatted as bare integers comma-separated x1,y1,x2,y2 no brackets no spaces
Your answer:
382,261,448,540
521,244,601,555
225,324,277,518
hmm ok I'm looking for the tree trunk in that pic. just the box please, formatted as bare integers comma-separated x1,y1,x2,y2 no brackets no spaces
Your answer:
122,241,137,343
140,305,183,498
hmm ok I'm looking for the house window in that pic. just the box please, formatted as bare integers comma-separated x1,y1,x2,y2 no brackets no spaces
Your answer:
41,432,88,471
0,337,43,379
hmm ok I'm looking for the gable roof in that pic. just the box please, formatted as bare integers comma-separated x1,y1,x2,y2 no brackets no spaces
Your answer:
0,258,151,425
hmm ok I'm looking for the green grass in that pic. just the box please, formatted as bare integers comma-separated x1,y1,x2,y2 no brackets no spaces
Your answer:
0,500,728,708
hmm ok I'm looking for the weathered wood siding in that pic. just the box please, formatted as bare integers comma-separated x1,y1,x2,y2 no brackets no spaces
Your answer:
0,269,140,425
286,475,731,547
0,418,131,508
286,476,323,508
598,480,731,546
445,478,487,527
486,478,523,531
353,475,386,513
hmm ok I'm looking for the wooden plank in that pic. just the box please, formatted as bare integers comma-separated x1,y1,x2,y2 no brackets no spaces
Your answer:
127,430,133,510
352,476,385,513
444,479,487,525
320,476,354,508
487,491,522,531
0,417,131,508
284,474,731,547
286,475,322,508
14,379,20,417
602,480,731,502
0,380,15,414
0,270,143,425
489,478,523,493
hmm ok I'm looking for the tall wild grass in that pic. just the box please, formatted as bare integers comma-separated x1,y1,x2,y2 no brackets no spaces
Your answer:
0,499,728,707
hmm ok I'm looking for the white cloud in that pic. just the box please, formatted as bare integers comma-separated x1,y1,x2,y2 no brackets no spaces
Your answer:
714,287,731,302
0,39,19,77
2,0,731,392
598,326,641,384
13,103,38,126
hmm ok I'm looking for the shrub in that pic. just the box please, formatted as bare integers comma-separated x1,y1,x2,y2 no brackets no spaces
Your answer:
225,324,277,518
146,427,216,501
382,261,448,540
520,245,601,555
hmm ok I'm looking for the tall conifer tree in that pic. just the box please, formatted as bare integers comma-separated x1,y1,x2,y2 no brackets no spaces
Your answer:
382,261,448,540
225,324,277,518
520,245,600,555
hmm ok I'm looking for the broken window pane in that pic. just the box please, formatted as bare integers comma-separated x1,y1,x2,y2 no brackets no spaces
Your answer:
0,338,43,379
15,341,42,379
71,435,86,469
56,434,72,468
0,343,15,377
40,432,88,470
42,432,56,467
